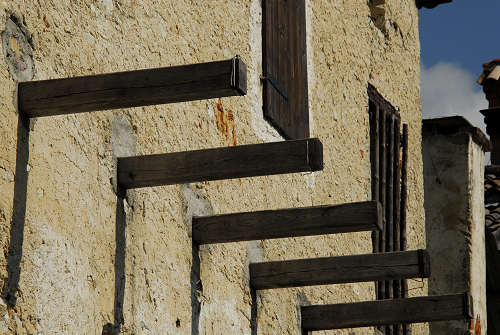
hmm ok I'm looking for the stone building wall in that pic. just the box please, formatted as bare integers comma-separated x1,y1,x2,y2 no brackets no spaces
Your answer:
0,0,425,334
423,117,488,334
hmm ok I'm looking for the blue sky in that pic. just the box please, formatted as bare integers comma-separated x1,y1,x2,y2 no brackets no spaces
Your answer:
419,0,500,135
420,0,500,77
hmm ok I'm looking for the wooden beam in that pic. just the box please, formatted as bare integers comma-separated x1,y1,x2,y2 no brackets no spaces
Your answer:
416,0,452,9
379,108,387,302
400,123,410,304
486,164,500,175
250,250,430,290
385,114,395,302
301,293,473,331
192,200,381,245
118,138,323,189
487,292,500,334
19,56,247,118
488,292,500,304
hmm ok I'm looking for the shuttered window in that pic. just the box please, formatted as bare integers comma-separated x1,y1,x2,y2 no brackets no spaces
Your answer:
262,0,309,140
368,84,410,335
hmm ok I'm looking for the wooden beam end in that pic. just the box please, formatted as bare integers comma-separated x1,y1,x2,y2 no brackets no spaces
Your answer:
307,138,323,171
464,292,474,319
376,201,384,231
232,56,247,96
17,82,31,118
416,0,453,9
116,157,133,190
418,249,431,278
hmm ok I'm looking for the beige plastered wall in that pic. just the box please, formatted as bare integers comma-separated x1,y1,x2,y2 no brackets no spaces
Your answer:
0,0,425,334
423,130,487,333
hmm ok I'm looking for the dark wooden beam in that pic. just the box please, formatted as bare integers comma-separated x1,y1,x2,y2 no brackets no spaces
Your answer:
488,292,500,304
487,292,500,334
192,200,381,245
19,56,247,118
118,138,323,189
486,165,500,175
250,250,430,290
416,0,452,9
301,293,473,331
379,108,387,302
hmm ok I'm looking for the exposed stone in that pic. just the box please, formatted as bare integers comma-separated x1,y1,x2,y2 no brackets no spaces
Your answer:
369,0,387,32
180,184,213,237
110,114,136,196
0,319,7,333
1,15,34,82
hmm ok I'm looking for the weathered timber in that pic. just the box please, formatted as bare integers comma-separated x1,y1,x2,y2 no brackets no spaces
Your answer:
486,165,500,175
19,57,247,118
263,0,309,139
386,114,395,307
250,250,430,290
370,103,381,298
385,115,395,335
379,108,387,304
393,118,402,335
118,138,323,189
193,200,381,245
400,123,410,334
400,125,409,283
487,293,500,335
393,118,402,267
370,103,380,251
301,293,473,331
416,0,453,9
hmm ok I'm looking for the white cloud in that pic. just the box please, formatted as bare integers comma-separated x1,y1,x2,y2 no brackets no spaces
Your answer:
421,62,488,132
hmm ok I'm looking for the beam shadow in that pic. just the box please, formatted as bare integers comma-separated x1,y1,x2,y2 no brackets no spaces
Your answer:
2,115,30,307
191,243,201,335
250,287,258,335
113,190,126,334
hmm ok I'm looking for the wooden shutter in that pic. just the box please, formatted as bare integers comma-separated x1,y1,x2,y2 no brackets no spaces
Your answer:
262,0,309,140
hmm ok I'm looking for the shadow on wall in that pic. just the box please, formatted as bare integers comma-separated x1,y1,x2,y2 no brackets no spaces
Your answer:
101,191,126,335
113,192,126,334
1,12,35,308
191,244,201,335
2,115,30,307
3,117,129,332
250,287,258,335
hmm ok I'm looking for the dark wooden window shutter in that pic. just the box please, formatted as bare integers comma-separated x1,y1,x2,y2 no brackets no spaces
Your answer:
262,0,309,140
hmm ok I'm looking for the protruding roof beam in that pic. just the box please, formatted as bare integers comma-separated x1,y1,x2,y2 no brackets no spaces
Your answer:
416,0,452,9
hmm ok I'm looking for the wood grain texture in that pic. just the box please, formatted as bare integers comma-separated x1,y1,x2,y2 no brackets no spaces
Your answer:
301,293,473,331
118,138,323,189
400,123,410,335
19,56,247,117
193,200,381,245
369,102,381,300
379,108,387,302
385,114,395,306
250,250,430,290
262,0,309,139
393,118,402,335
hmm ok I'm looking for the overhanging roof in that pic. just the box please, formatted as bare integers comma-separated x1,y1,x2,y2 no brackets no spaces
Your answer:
416,0,453,9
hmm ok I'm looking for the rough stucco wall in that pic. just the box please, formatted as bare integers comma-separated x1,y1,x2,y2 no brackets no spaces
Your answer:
469,141,487,332
0,0,425,334
423,132,487,334
305,1,427,333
